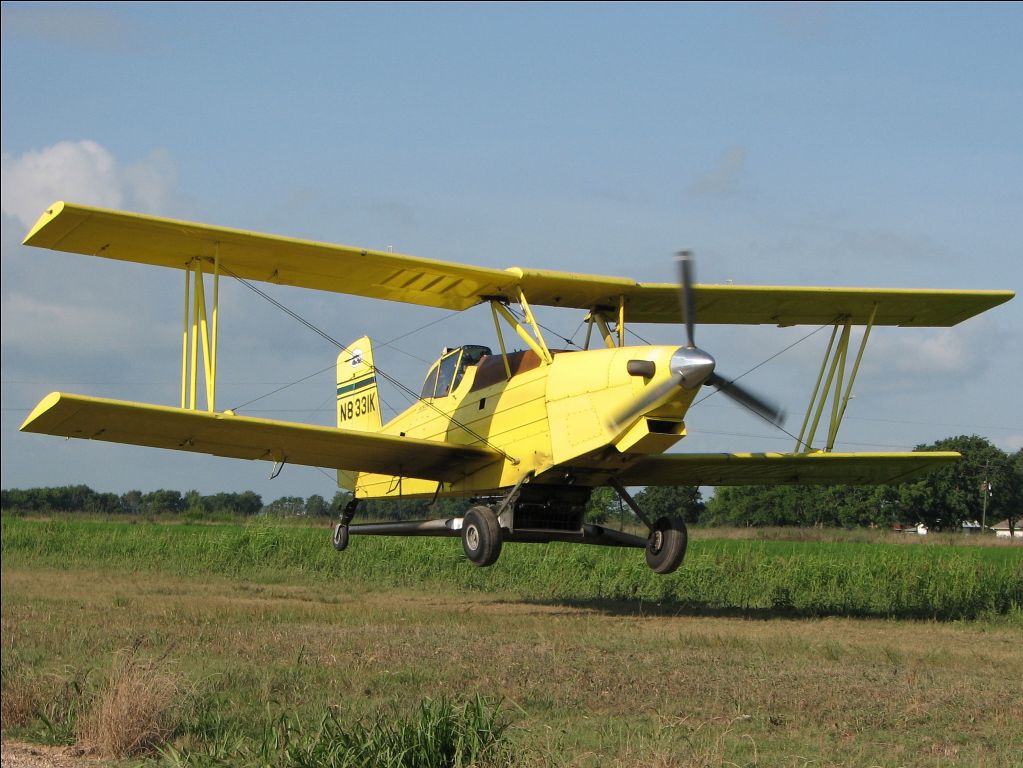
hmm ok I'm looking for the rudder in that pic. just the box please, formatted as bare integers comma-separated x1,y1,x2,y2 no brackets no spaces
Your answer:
336,336,381,431
337,336,381,491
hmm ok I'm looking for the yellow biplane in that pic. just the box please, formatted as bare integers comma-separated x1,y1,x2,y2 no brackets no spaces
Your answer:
20,202,1014,573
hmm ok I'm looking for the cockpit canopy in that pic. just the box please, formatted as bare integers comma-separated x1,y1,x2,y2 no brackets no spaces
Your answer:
420,345,492,399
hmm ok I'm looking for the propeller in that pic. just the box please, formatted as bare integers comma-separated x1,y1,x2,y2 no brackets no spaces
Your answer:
607,251,785,431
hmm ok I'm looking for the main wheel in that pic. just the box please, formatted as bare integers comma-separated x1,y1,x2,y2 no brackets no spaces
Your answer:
645,516,687,574
332,522,350,552
461,506,502,567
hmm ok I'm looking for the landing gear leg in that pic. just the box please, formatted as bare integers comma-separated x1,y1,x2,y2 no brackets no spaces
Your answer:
332,498,359,552
609,479,687,574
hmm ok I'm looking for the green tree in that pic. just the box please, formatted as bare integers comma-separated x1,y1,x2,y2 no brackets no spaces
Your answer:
142,489,185,515
584,487,618,524
234,490,264,517
84,491,123,514
706,484,895,528
898,435,1013,530
305,494,330,517
183,489,206,515
203,491,263,516
121,490,143,515
633,485,704,523
264,496,307,517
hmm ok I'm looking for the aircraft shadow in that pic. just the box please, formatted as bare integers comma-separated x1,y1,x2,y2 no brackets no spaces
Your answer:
495,597,963,622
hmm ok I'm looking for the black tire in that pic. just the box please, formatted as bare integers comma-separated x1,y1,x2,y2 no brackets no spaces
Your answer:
332,522,350,552
645,516,687,574
461,506,502,567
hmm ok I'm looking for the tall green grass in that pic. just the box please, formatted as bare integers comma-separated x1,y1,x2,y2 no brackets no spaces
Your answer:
2,517,1020,620
161,695,510,768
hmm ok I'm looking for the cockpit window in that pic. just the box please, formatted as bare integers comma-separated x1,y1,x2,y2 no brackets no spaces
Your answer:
434,349,461,398
420,345,493,400
452,345,491,392
420,364,440,399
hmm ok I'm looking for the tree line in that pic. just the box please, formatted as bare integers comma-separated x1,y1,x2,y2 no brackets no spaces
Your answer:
704,436,1020,531
2,436,1019,530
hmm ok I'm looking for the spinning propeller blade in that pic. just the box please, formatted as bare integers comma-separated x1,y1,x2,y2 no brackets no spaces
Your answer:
677,250,696,348
608,250,785,430
706,372,786,427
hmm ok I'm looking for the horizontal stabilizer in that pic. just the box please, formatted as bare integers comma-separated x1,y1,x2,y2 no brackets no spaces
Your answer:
24,202,1012,326
21,393,499,483
617,451,959,486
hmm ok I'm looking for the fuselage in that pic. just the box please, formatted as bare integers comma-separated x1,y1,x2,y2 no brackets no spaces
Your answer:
351,345,700,499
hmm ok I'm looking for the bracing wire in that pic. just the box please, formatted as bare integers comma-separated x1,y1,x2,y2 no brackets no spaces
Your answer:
691,322,830,408
230,363,335,412
218,264,517,462
688,322,832,447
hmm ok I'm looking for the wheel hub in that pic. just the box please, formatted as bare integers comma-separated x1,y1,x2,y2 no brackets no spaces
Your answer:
465,524,480,551
648,528,664,554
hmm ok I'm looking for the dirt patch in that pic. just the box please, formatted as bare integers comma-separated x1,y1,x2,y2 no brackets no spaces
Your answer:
0,741,104,768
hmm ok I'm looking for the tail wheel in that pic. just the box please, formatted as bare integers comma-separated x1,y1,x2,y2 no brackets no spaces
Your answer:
461,505,502,567
332,522,350,552
645,516,687,574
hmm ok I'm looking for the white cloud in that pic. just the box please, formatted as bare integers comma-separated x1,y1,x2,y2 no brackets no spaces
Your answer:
1,140,175,229
885,328,978,375
856,319,1008,397
0,292,168,357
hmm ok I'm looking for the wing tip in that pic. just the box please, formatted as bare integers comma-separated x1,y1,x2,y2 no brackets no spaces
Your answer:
20,391,66,432
22,201,68,245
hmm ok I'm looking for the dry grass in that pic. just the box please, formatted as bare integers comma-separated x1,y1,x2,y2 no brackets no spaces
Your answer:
74,649,182,758
0,674,40,731
1,667,87,743
4,566,1022,766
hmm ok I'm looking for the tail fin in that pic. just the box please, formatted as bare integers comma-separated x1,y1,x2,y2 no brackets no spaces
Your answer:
337,336,381,491
336,336,381,431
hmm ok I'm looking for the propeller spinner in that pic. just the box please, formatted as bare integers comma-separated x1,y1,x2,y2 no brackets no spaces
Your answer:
608,251,786,431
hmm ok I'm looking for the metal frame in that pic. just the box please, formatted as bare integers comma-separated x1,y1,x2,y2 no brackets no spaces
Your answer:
794,305,878,452
488,288,553,373
583,304,623,350
180,252,220,412
344,517,646,548
608,478,653,530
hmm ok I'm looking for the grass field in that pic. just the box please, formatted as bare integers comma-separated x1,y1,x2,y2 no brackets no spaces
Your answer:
3,517,1020,620
2,517,1022,766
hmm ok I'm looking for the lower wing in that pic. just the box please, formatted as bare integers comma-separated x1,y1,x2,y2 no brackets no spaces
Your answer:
617,451,958,486
21,392,499,483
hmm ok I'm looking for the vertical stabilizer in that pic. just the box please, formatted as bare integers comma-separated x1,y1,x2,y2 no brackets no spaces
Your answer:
336,336,381,490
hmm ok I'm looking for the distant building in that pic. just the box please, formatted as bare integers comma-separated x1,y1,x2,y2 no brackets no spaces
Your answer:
893,523,928,535
991,519,1021,538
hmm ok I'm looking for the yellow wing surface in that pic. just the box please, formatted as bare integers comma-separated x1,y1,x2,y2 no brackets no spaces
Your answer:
21,393,499,483
617,451,960,486
25,202,1013,326
21,394,957,488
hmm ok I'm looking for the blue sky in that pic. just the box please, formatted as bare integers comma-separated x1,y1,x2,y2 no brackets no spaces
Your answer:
2,2,1020,503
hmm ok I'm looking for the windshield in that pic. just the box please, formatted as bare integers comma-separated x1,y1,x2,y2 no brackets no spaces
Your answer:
435,349,461,397
420,345,492,399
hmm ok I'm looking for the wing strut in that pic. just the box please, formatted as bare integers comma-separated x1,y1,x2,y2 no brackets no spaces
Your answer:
181,251,221,412
795,304,877,452
487,288,554,372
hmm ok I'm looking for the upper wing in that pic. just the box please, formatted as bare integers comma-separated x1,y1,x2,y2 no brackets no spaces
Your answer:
25,202,1013,326
601,283,1014,326
616,451,959,486
21,392,500,483
24,202,515,311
